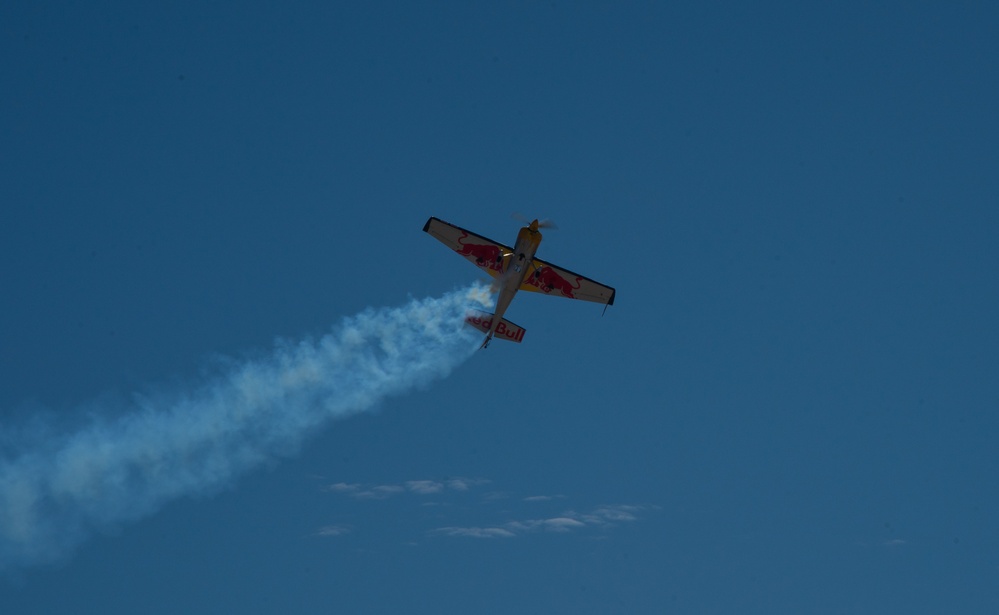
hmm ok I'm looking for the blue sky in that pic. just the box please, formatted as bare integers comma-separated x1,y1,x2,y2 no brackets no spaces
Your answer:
2,1,998,612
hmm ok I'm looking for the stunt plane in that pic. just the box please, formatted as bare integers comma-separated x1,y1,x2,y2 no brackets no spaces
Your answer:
423,216,616,348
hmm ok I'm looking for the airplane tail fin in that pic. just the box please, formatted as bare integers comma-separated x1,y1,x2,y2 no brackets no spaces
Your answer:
464,310,526,344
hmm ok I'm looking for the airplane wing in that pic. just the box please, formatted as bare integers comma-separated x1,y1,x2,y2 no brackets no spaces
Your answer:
520,258,616,305
423,217,513,278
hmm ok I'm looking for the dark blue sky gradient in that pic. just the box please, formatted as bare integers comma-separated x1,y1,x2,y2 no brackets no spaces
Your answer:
2,2,998,612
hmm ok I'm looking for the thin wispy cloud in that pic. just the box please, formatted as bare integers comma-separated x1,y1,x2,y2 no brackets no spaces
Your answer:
326,482,361,494
406,480,444,494
445,478,489,491
324,477,490,500
508,517,587,532
430,504,649,540
316,479,651,542
580,505,642,523
435,527,517,539
315,525,352,538
353,485,407,500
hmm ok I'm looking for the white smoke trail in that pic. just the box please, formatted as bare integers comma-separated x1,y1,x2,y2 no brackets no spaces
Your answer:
0,284,490,571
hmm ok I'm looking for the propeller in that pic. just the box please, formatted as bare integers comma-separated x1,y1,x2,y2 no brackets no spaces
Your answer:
511,212,558,230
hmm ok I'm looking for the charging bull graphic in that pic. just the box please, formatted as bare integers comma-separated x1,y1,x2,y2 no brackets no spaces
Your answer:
456,234,504,273
526,265,581,299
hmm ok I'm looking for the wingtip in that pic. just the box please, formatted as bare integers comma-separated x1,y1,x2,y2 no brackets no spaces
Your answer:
600,289,615,316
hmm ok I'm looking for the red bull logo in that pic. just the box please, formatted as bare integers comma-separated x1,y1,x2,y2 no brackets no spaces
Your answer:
528,266,581,299
456,234,504,273
464,312,525,343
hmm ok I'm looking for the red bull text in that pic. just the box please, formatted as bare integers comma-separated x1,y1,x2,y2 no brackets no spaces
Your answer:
464,313,526,343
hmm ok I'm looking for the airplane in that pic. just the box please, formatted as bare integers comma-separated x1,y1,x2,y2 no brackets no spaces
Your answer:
423,216,616,348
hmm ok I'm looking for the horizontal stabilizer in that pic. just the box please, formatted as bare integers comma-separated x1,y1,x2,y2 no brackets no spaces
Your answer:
464,310,525,343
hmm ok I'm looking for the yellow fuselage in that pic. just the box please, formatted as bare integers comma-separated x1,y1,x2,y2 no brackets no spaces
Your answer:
488,222,542,340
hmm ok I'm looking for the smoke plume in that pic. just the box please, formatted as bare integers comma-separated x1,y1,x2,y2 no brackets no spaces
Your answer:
0,285,488,570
